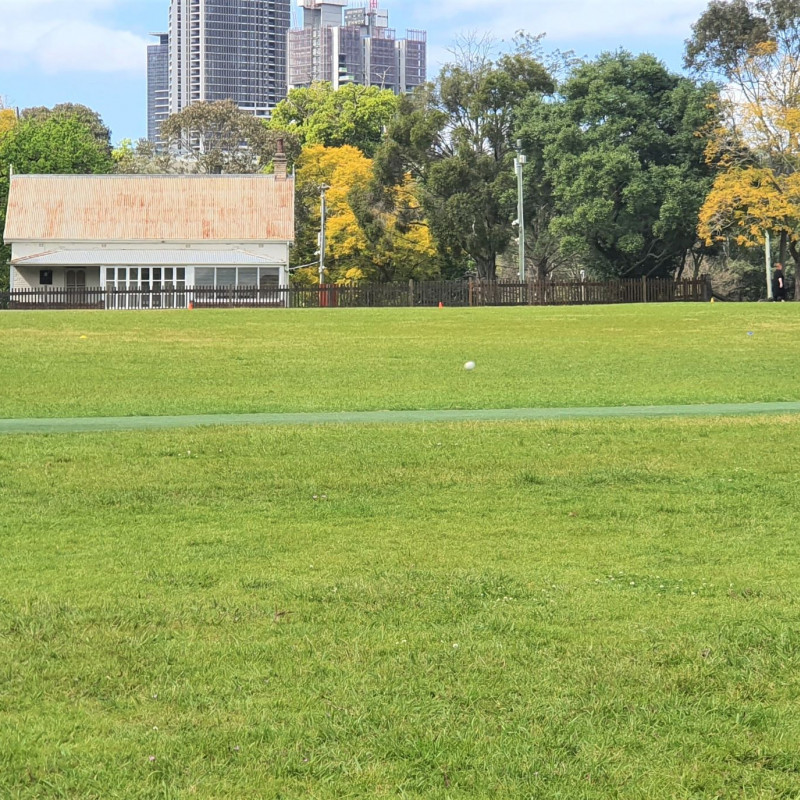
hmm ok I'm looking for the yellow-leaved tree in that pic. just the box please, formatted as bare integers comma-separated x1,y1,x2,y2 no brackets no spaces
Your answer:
0,105,16,138
293,144,436,284
691,2,800,298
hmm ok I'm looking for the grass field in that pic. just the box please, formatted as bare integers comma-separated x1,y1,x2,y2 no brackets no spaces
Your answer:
2,305,800,798
1,304,799,418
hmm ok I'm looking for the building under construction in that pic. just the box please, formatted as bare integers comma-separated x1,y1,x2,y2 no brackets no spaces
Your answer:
168,0,291,119
288,1,426,94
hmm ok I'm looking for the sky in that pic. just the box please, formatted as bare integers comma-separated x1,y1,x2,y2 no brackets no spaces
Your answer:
0,0,712,143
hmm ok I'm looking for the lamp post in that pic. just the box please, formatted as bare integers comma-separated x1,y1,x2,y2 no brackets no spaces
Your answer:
319,184,330,286
513,140,527,282
765,229,773,300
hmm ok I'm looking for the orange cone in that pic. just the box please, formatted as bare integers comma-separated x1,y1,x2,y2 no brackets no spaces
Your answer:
438,301,444,309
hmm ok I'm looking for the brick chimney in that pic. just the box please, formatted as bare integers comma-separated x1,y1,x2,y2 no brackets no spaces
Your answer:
274,138,288,181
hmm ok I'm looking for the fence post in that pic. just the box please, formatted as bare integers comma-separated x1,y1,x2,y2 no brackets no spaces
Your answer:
642,275,648,303
408,279,414,308
468,279,473,307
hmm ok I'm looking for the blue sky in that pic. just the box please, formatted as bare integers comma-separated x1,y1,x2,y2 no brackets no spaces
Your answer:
0,0,711,143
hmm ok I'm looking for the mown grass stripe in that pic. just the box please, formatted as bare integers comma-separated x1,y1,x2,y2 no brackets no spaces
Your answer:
2,401,800,435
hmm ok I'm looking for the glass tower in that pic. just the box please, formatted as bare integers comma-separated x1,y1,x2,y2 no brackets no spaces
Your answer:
147,33,170,145
168,0,291,119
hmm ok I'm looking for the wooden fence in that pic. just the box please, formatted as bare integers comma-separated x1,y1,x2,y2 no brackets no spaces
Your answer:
0,276,711,311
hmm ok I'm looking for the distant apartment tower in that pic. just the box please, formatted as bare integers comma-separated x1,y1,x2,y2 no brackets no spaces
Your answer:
147,33,170,145
287,0,426,94
168,0,291,119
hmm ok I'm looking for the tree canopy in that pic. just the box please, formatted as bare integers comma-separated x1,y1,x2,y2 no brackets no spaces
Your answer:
0,107,113,289
690,0,800,296
160,100,275,174
21,103,112,154
376,40,554,279
518,52,716,279
269,84,398,159
0,107,16,139
292,144,436,284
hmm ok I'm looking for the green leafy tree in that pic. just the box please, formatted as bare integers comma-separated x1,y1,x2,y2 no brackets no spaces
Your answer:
21,103,112,154
269,83,398,158
684,0,793,74
376,37,554,280
0,111,114,289
161,100,280,174
112,138,183,174
518,52,716,279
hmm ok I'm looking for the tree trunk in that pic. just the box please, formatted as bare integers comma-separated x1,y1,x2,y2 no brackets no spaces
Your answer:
790,240,800,301
675,250,687,281
692,250,704,281
475,253,496,281
780,231,788,266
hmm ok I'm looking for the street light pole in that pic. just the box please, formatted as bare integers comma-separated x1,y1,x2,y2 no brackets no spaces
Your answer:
514,140,527,282
765,229,774,300
319,184,330,286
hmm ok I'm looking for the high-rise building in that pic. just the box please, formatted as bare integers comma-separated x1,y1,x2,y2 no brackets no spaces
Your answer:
287,1,426,95
147,33,170,145
168,0,291,119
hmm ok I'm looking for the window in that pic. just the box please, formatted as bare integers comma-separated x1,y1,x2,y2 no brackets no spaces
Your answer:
196,267,215,285
102,266,187,310
192,267,280,288
39,270,53,286
239,268,258,286
260,269,279,288
217,268,236,287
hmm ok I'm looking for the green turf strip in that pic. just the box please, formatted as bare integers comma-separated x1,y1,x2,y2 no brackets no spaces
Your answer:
2,400,800,435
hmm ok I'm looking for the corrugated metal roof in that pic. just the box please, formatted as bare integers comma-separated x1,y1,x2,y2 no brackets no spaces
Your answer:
12,249,284,266
4,174,295,243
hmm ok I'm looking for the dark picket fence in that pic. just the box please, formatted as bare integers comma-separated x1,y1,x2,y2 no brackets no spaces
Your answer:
0,276,711,311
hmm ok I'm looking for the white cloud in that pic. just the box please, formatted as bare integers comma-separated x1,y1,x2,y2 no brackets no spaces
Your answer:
399,0,708,44
0,0,149,74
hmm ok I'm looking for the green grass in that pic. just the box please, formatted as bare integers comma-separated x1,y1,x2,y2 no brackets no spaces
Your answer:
2,416,800,798
1,304,799,419
3,305,800,797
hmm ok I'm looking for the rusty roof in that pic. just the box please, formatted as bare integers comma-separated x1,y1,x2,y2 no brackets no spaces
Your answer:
4,174,295,243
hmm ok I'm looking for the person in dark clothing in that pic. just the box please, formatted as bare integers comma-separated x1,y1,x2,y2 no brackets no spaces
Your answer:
773,263,787,301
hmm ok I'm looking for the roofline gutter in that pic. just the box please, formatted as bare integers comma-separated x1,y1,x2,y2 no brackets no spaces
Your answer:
5,238,296,246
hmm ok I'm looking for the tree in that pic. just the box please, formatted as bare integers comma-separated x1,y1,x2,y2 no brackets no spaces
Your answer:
376,37,554,279
269,84,398,158
685,0,771,74
0,111,113,289
21,103,112,154
688,0,800,297
518,52,716,279
112,138,184,174
293,144,437,284
699,166,800,254
161,100,274,174
0,107,16,138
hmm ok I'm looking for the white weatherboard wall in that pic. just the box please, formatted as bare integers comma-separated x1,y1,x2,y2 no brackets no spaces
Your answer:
10,242,290,290
12,267,102,291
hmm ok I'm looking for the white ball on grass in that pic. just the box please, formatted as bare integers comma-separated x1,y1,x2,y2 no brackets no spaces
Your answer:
464,361,476,371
